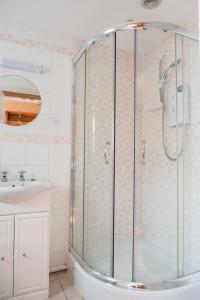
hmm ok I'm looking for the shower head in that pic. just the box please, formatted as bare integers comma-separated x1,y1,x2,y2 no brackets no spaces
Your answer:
168,58,181,69
158,58,181,93
163,58,181,80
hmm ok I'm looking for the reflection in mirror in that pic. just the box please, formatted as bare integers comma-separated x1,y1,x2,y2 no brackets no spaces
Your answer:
0,75,41,126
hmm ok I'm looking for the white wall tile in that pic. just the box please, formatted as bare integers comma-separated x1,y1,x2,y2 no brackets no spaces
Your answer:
5,22,29,39
49,165,70,187
5,42,30,62
29,47,52,69
52,54,72,76
0,41,5,59
51,208,68,231
0,21,74,269
51,73,70,94
50,186,68,209
1,142,27,166
50,230,68,253
0,21,6,34
49,143,68,166
26,143,49,166
29,72,51,93
26,165,49,181
2,121,28,135
50,92,68,115
50,252,67,268
52,32,73,49
49,115,70,138
40,91,51,114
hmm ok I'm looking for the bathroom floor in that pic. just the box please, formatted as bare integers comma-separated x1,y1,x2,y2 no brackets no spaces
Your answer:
49,270,83,300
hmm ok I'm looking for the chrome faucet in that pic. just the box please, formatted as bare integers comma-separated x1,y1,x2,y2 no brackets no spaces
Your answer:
0,171,8,182
18,170,26,183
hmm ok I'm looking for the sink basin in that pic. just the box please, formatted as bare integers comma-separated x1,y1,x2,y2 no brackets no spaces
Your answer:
0,180,38,187
0,180,52,203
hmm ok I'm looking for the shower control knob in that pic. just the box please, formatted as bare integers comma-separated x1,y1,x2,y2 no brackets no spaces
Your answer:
177,85,184,93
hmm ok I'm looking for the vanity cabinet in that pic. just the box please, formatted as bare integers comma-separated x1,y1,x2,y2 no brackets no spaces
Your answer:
0,216,14,300
0,212,49,300
14,213,49,296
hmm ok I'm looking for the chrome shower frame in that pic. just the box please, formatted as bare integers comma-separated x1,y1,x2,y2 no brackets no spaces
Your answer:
70,21,199,292
72,21,198,65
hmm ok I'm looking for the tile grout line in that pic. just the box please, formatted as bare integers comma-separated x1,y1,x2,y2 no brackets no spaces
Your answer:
49,278,58,282
50,271,83,300
58,276,69,300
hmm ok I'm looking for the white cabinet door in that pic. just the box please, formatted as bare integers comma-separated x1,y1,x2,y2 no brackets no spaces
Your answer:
14,212,49,296
0,215,14,300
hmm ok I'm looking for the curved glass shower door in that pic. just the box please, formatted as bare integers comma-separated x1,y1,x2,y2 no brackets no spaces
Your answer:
71,22,200,287
133,29,178,283
71,53,85,257
84,34,115,276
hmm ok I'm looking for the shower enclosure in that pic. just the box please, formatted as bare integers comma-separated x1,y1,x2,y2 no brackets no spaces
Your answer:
70,22,200,289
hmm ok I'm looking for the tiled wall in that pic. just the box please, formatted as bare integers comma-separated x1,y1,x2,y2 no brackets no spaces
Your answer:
0,21,82,270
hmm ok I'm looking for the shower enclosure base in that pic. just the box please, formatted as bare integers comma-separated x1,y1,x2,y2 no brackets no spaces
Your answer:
68,253,200,300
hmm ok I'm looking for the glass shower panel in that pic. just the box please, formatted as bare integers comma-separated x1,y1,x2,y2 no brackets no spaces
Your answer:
72,54,86,257
84,34,115,276
180,35,200,275
114,30,135,281
175,34,184,278
134,29,178,283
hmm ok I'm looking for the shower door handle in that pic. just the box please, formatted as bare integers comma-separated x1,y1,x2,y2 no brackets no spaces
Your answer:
141,140,146,164
104,141,110,164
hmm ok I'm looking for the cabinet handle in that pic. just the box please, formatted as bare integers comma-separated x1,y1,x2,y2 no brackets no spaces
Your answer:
22,253,30,258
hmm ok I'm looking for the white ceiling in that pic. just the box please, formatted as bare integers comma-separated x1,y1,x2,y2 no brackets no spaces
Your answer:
0,0,198,40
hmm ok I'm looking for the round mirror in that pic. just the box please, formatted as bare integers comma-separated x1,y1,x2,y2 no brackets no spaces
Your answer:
0,75,41,126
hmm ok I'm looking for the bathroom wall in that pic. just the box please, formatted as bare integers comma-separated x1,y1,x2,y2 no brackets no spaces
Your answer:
0,21,83,270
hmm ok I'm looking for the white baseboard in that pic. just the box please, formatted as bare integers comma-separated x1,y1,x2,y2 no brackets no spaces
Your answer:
8,289,49,300
49,264,68,273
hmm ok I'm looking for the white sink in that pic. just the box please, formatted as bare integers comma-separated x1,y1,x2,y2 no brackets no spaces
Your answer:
0,180,38,187
0,180,52,203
